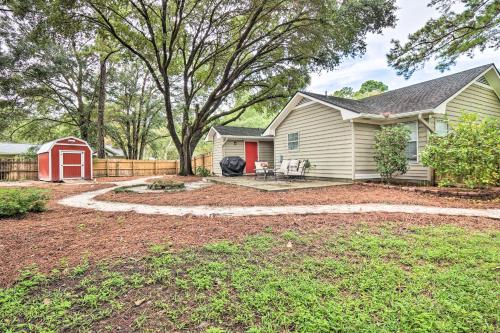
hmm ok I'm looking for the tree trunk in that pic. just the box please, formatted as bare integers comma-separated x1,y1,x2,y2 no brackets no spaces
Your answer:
97,56,108,158
179,141,194,176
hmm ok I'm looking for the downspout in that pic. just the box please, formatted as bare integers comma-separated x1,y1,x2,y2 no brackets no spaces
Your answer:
351,121,356,181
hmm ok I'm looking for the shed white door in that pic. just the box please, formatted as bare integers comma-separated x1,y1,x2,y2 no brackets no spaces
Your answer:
60,151,84,179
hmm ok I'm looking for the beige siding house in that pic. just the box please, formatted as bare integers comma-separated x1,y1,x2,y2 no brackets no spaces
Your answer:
208,63,499,183
206,126,274,176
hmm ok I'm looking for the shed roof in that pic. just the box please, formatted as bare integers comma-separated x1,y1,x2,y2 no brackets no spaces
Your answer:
213,126,266,137
37,137,91,154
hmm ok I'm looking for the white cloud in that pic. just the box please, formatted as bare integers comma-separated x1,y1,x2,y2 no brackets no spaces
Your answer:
308,0,498,94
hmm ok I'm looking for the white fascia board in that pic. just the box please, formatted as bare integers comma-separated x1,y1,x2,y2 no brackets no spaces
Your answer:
434,65,498,114
220,135,274,141
37,136,89,154
356,109,435,121
204,127,221,142
263,93,303,136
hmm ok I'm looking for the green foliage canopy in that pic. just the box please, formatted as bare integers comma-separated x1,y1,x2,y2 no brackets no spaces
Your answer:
421,113,500,188
387,0,499,78
374,125,410,183
82,0,397,174
332,80,388,99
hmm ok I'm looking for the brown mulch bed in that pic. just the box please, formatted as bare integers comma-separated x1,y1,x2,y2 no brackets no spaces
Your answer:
364,182,500,200
0,180,498,287
97,183,500,209
1,206,498,287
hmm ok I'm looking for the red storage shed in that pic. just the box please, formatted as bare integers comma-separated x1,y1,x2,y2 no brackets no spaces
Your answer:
37,137,93,181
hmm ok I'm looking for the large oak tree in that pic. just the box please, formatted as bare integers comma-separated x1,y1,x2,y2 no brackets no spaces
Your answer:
0,1,102,143
388,0,499,78
82,0,397,175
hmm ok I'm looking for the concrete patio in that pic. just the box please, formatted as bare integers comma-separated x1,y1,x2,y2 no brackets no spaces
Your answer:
206,176,351,192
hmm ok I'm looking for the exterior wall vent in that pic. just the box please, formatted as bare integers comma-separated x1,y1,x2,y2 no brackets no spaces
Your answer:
476,75,490,86
296,97,312,106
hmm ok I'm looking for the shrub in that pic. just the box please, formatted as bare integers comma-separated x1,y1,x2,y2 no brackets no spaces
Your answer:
0,188,49,217
195,166,211,177
421,113,500,188
374,125,410,183
147,179,185,190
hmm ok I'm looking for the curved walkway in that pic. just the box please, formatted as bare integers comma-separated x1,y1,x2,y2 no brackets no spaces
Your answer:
59,177,500,219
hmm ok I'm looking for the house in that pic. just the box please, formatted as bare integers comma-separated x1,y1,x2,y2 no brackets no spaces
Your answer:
205,126,274,175
101,145,126,159
0,142,39,157
207,63,500,183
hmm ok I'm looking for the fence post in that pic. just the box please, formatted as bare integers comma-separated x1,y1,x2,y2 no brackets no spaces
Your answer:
132,160,135,176
105,159,109,177
154,160,158,175
201,154,205,170
175,160,179,174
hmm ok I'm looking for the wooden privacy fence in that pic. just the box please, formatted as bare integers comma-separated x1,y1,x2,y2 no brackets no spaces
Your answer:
0,153,212,180
93,153,213,177
0,158,38,181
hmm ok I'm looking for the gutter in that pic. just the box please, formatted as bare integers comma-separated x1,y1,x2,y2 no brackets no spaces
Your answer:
355,109,435,120
218,135,274,140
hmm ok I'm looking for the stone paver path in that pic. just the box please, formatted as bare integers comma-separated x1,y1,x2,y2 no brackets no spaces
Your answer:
59,177,500,219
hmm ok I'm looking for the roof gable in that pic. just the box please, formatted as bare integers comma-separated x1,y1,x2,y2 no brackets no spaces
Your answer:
359,64,496,115
37,136,91,154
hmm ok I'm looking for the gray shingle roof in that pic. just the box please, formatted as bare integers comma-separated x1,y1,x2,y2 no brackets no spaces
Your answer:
0,142,39,155
299,92,374,113
214,126,265,137
303,64,495,115
104,145,125,157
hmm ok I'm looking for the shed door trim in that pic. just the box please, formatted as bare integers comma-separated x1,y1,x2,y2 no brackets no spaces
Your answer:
59,150,85,180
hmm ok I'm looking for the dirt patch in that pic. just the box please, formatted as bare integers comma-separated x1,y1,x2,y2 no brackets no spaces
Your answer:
97,183,500,209
1,186,498,287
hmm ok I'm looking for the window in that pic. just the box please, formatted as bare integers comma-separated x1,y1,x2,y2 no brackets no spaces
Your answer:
435,119,448,136
404,122,418,162
288,132,299,150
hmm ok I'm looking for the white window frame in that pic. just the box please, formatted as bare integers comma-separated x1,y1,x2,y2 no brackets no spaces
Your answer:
287,132,299,151
435,119,449,137
403,121,418,163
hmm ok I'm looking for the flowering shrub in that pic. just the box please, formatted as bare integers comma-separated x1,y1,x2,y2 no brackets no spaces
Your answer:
421,113,499,188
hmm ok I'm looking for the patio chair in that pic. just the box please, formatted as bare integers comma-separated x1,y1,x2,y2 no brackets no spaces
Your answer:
274,159,290,180
287,159,306,180
254,161,273,180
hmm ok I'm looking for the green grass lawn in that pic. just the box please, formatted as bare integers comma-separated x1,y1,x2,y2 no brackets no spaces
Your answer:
1,223,498,332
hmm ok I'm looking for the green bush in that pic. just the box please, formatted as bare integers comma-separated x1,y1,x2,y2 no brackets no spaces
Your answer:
196,166,211,177
0,188,49,217
374,125,410,183
421,113,500,188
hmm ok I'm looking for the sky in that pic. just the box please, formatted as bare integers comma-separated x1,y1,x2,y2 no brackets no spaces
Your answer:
308,0,498,94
